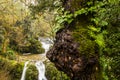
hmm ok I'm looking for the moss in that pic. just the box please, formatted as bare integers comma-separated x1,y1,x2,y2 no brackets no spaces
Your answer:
0,49,16,60
10,63,23,80
26,65,38,80
45,62,70,80
0,58,36,80
72,24,96,57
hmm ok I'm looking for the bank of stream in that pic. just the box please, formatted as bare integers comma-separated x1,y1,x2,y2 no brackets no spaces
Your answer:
0,37,70,80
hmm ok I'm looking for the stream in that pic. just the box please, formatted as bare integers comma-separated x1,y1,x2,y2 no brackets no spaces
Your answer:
21,61,29,80
21,37,52,80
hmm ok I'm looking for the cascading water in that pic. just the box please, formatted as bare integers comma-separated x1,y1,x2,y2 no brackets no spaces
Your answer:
35,61,47,80
21,61,29,80
39,37,52,61
39,37,52,53
20,37,51,80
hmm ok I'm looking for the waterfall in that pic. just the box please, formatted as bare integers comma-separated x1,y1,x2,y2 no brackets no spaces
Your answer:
21,61,47,80
39,37,52,54
35,61,47,80
21,61,29,80
20,37,50,80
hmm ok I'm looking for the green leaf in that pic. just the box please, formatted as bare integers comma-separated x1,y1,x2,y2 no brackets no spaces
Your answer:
74,8,87,17
67,19,73,24
88,25,101,32
101,21,108,26
91,18,100,25
95,34,105,47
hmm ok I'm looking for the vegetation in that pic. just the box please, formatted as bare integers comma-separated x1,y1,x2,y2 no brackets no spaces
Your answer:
67,0,119,79
0,0,120,80
0,57,70,80
31,0,119,80
0,0,47,54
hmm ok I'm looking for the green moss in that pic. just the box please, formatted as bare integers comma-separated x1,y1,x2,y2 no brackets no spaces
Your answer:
10,63,23,80
0,59,36,80
26,65,38,80
45,62,70,80
72,24,96,57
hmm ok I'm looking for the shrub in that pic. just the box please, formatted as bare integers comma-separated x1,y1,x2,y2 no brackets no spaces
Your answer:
10,63,23,80
0,49,16,60
29,38,45,54
10,38,45,54
45,62,70,80
26,65,38,80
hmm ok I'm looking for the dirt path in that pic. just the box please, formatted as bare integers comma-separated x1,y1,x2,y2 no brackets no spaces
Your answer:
16,53,48,62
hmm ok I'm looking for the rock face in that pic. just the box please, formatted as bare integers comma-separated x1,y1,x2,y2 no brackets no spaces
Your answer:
47,28,98,80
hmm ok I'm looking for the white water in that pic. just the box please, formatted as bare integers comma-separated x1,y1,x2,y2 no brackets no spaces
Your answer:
39,37,52,60
35,61,47,80
20,37,52,80
41,41,51,53
39,37,52,53
21,61,29,80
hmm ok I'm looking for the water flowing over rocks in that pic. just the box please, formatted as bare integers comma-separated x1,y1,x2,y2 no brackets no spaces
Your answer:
21,60,47,80
47,28,98,80
21,61,29,80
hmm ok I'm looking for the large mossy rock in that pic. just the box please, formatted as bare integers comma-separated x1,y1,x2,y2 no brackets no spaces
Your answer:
47,0,99,80
47,27,98,80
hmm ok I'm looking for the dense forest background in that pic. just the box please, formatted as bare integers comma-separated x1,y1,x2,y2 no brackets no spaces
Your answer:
0,0,120,80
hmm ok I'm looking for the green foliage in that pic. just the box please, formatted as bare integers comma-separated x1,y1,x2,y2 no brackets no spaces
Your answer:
99,56,112,80
105,33,120,56
0,58,23,80
86,0,120,80
72,25,96,57
56,0,120,80
29,0,60,18
74,8,88,17
54,9,74,32
10,63,23,80
105,28,120,79
4,50,16,60
0,58,70,80
0,48,16,60
0,0,119,80
28,38,45,54
26,65,38,80
88,25,107,48
56,11,74,24
45,62,70,80
10,38,45,54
